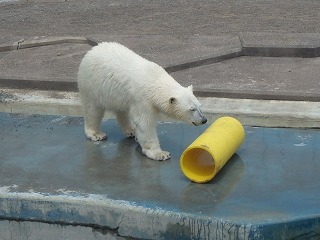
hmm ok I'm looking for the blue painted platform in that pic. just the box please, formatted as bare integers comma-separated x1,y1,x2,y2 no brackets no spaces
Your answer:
0,112,319,239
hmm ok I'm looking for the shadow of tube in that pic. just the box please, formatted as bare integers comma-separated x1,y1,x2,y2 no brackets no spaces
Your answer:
179,154,244,212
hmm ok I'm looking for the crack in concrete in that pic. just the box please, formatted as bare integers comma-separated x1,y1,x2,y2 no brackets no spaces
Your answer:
165,51,242,73
1,217,124,238
292,231,320,240
16,38,25,50
0,36,97,52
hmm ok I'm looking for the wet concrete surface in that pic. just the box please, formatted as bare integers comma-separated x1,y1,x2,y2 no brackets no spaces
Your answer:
0,113,320,239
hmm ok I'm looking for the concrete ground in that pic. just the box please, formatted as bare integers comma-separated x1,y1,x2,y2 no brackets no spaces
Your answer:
1,34,320,101
0,0,320,239
0,0,320,101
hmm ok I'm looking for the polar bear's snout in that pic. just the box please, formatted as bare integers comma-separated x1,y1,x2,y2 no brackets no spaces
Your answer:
201,116,208,124
192,109,207,126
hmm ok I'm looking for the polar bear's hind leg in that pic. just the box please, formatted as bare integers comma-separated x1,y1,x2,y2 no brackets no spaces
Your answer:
116,111,136,137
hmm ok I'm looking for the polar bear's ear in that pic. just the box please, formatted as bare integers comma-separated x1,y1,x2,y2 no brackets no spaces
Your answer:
169,97,176,104
187,85,193,92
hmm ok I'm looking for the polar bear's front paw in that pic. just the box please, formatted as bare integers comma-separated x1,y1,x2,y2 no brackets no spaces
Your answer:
155,151,171,161
153,151,171,161
86,130,107,141
143,149,171,161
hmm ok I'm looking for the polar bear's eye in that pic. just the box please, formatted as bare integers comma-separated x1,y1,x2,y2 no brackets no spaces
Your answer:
190,107,196,111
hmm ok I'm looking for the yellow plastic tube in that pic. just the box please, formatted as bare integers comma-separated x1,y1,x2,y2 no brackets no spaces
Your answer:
180,116,245,183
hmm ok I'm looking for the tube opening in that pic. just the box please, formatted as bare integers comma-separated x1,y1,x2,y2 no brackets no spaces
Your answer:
181,148,215,183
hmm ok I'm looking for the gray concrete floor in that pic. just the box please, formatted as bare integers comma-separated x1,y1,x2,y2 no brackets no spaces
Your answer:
1,39,320,101
1,1,320,101
171,56,320,100
1,0,320,37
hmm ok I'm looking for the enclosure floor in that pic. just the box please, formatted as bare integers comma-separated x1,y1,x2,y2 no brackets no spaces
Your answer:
0,113,319,239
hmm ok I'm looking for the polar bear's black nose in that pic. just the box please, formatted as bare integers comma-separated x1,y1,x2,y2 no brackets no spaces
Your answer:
202,117,207,124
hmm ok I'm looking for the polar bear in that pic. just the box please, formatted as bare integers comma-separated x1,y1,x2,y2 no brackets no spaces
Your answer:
77,42,207,160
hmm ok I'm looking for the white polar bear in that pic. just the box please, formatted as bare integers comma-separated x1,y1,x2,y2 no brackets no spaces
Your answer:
77,42,207,161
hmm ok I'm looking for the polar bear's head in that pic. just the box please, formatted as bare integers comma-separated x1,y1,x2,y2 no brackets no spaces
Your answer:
167,85,207,126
